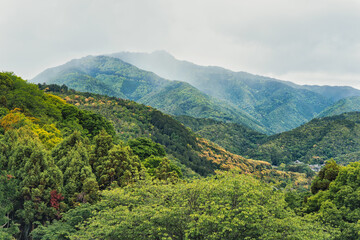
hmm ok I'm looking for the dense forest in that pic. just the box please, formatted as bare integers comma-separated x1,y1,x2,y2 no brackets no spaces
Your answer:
245,112,360,166
0,72,183,239
37,83,272,177
176,111,360,169
2,72,360,239
317,96,360,118
175,115,267,156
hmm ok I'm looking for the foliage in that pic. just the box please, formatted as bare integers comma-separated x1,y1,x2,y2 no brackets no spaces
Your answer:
51,131,99,206
247,112,360,166
303,161,360,239
0,72,115,141
94,144,142,189
2,71,354,239
0,73,154,238
310,159,340,194
0,172,20,239
128,137,166,160
39,174,332,240
44,87,273,177
176,115,267,155
318,96,360,118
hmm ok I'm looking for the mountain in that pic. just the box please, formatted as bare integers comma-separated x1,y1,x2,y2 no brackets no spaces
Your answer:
110,51,360,133
317,96,360,118
0,74,352,240
246,112,360,166
0,72,344,240
175,115,267,156
32,55,267,133
0,72,115,140
38,84,273,177
300,85,360,102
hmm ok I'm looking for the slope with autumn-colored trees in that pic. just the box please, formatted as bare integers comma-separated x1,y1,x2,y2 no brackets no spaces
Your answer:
39,83,275,177
3,72,305,239
0,72,182,239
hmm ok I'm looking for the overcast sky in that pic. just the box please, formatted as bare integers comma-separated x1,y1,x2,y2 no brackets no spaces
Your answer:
1,0,360,88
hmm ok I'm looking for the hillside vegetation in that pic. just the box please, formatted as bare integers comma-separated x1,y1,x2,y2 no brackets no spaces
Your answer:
318,96,360,118
32,173,332,240
0,73,314,239
247,112,360,166
0,72,181,238
175,115,267,156
4,72,360,239
177,111,360,169
38,83,276,177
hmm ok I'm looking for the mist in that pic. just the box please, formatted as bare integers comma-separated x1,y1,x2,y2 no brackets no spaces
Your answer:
1,0,360,88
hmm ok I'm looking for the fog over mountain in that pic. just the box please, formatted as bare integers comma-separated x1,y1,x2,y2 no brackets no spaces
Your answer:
110,50,360,103
33,52,360,134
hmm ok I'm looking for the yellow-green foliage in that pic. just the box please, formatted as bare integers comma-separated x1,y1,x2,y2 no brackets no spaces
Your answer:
303,161,360,239
33,124,63,149
1,109,63,149
35,173,333,240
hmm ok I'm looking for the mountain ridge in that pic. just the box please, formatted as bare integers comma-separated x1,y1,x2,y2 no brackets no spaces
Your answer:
31,55,269,133
33,51,360,134
317,96,360,118
109,51,360,133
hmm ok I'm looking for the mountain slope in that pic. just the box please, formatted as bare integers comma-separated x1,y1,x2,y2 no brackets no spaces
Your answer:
0,72,115,140
110,51,360,133
32,55,168,101
32,55,267,133
175,115,267,156
318,96,360,118
300,85,360,102
39,84,271,176
246,112,360,165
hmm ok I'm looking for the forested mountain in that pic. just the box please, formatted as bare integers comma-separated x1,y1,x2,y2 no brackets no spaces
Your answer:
32,55,267,133
110,51,360,133
2,71,358,239
39,83,272,177
1,72,314,239
317,96,360,117
178,110,360,173
175,115,267,156
299,85,360,102
246,112,360,166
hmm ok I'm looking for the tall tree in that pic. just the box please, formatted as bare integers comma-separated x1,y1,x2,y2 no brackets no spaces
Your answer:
52,132,98,206
18,146,63,235
95,145,142,188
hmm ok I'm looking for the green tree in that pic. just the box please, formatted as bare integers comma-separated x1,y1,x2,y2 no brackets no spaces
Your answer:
18,147,63,236
128,137,166,161
311,159,340,194
0,73,14,94
91,129,113,163
143,156,182,181
52,132,98,206
95,145,142,188
304,162,360,239
48,174,333,240
0,172,20,239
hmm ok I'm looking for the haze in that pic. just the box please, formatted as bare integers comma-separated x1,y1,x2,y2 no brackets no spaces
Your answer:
1,0,360,88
